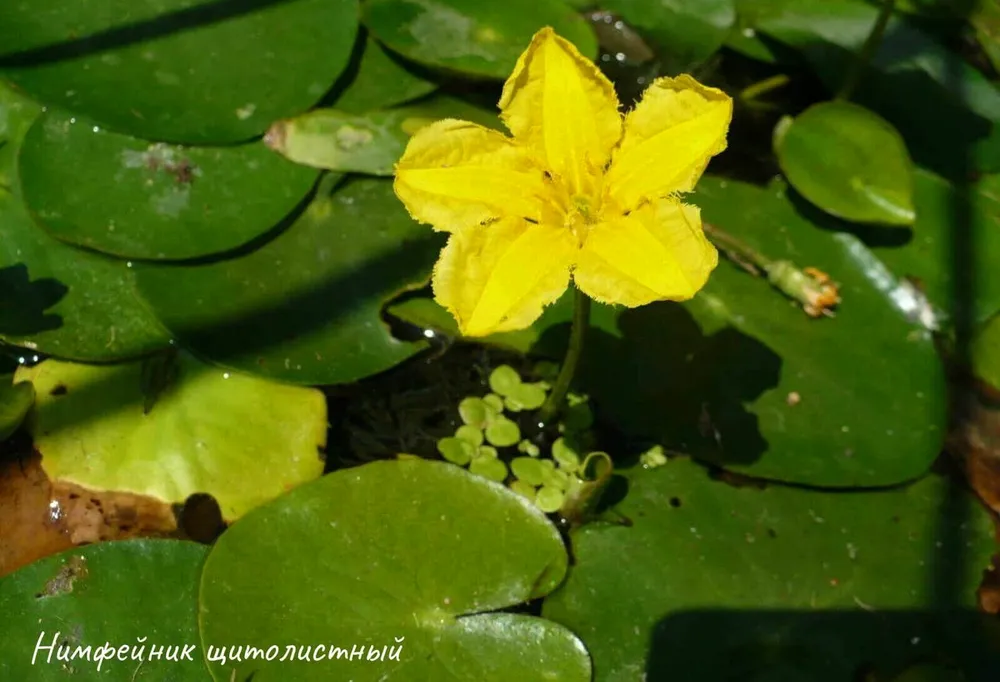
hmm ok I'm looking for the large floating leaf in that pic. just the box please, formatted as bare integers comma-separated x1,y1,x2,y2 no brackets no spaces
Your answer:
0,375,33,442
390,176,947,487
15,353,326,520
599,0,736,72
332,35,438,114
543,459,1000,682
18,110,319,261
754,0,1000,177
199,458,589,681
0,84,170,360
135,177,442,385
0,539,210,681
363,0,598,79
0,0,358,144
775,101,915,226
974,312,1000,394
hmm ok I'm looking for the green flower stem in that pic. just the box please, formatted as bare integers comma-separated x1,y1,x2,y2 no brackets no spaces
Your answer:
738,74,791,104
837,0,895,101
539,286,591,424
703,222,773,274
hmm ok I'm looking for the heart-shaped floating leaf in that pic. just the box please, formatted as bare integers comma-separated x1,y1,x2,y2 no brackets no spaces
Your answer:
868,169,1000,328
389,175,946,488
775,101,916,226
18,111,319,261
363,0,597,79
198,458,589,681
542,459,1000,682
15,353,326,521
598,0,736,72
0,375,33,442
0,539,210,681
331,35,438,114
0,0,359,144
0,83,171,361
134,176,442,385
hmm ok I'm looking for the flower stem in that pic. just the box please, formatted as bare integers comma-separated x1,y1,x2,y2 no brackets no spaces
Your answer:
703,222,773,274
837,0,895,101
539,287,591,424
738,74,791,104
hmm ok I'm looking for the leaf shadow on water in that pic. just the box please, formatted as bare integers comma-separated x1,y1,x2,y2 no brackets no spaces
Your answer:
0,264,66,337
532,302,782,469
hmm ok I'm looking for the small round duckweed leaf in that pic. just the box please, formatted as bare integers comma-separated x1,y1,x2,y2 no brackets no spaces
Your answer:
135,177,441,385
485,416,521,447
18,111,319,261
973,312,1000,395
0,377,33,442
470,455,510,482
510,479,538,501
438,436,474,465
541,467,571,490
455,424,485,447
199,459,586,681
459,396,489,427
505,382,548,411
775,101,916,226
552,438,581,471
363,0,597,79
15,353,326,521
477,445,499,459
512,457,546,486
519,439,542,457
0,539,209,681
489,365,522,396
483,393,506,414
0,84,171,360
332,36,438,114
0,0,358,144
543,459,998,682
535,486,565,513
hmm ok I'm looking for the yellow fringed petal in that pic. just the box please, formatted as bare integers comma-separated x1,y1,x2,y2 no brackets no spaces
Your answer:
573,200,717,306
432,217,575,337
605,75,732,211
394,119,548,232
499,27,621,195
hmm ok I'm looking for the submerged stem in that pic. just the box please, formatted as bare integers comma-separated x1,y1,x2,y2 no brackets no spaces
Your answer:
539,287,591,424
837,0,895,101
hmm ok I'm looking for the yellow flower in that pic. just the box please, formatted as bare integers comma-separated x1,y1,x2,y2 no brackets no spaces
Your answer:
393,27,732,337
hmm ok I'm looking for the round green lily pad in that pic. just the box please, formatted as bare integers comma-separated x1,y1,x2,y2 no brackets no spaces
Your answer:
198,458,588,681
332,36,438,114
488,365,521,396
18,110,319,260
134,177,442,385
485,416,521,447
0,376,33,442
775,101,916,226
470,455,509,482
0,539,210,681
363,0,598,79
0,83,171,361
15,353,326,521
0,0,359,144
543,459,998,681
438,436,474,465
511,456,546,486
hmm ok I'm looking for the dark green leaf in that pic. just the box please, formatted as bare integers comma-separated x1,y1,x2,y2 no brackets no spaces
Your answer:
362,0,598,79
775,101,915,226
543,459,1000,682
18,110,319,260
135,177,441,385
973,312,1000,393
332,36,438,114
0,376,33,442
0,0,359,144
0,540,210,681
199,458,589,681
